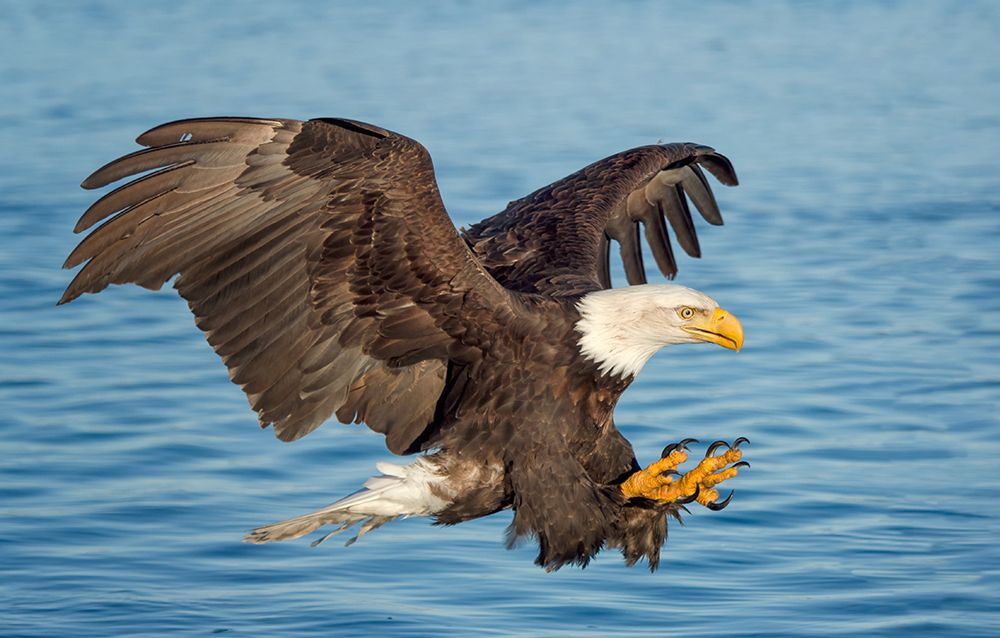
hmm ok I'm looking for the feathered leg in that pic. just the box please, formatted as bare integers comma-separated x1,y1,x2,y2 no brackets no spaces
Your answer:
244,457,449,546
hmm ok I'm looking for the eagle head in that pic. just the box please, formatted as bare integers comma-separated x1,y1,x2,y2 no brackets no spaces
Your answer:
575,284,744,378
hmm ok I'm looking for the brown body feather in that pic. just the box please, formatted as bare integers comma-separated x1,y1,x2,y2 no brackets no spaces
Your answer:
61,117,736,570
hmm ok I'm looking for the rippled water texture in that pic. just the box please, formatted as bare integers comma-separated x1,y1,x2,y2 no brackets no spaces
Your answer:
2,2,999,636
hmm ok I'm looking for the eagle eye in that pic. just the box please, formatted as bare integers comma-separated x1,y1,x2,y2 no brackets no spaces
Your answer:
677,306,695,320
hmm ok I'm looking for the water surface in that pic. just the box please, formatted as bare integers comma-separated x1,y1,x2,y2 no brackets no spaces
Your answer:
2,2,999,636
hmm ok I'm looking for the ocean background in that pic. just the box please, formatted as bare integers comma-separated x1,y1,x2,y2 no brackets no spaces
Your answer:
2,1,998,636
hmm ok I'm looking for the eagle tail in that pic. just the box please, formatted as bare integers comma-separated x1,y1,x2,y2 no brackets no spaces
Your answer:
243,508,396,547
243,458,448,546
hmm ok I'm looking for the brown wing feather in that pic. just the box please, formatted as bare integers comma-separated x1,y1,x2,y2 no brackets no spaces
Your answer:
463,144,738,296
61,117,517,452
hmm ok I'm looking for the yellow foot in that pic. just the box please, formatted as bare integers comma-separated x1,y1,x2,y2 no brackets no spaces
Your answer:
620,438,750,511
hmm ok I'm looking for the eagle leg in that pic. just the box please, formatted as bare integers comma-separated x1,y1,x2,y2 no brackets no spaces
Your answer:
620,440,749,510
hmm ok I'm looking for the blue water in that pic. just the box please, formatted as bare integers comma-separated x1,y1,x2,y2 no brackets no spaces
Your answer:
2,2,999,636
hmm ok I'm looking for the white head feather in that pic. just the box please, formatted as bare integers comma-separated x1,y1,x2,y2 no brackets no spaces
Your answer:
575,284,722,378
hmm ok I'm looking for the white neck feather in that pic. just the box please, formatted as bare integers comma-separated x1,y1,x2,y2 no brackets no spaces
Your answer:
574,284,715,379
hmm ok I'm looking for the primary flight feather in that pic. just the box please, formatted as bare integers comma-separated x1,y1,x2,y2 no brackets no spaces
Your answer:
61,116,747,570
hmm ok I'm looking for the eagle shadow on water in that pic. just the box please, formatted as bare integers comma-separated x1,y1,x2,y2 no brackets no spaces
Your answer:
60,116,749,571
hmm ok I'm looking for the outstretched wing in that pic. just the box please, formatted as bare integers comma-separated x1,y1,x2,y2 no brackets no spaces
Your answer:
463,144,738,296
61,117,519,453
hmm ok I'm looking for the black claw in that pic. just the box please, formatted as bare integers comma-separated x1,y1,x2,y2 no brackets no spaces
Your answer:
732,461,751,470
733,437,750,449
706,490,735,511
705,440,730,457
677,486,700,505
661,438,699,458
662,469,681,476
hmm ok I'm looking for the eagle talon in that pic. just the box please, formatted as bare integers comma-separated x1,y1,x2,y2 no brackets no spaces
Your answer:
677,486,700,505
705,490,735,511
661,437,699,458
622,438,748,510
733,437,750,449
705,440,730,457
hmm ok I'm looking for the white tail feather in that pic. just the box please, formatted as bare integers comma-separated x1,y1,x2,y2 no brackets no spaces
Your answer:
244,458,449,546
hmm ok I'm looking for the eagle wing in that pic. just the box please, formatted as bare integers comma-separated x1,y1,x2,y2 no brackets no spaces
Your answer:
61,117,519,453
463,144,738,296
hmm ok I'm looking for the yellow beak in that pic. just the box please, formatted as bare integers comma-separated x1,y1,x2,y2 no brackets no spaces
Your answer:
682,307,744,352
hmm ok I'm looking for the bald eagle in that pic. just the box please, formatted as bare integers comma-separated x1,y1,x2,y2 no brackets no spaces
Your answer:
60,117,748,571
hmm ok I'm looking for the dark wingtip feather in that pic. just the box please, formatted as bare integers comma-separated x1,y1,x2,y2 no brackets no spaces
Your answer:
61,251,78,270
57,275,85,305
659,186,702,258
80,159,120,190
642,205,678,279
62,232,96,270
597,234,612,289
75,166,181,233
619,222,647,286
698,152,739,187
683,165,724,227
136,116,282,146
81,143,199,190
